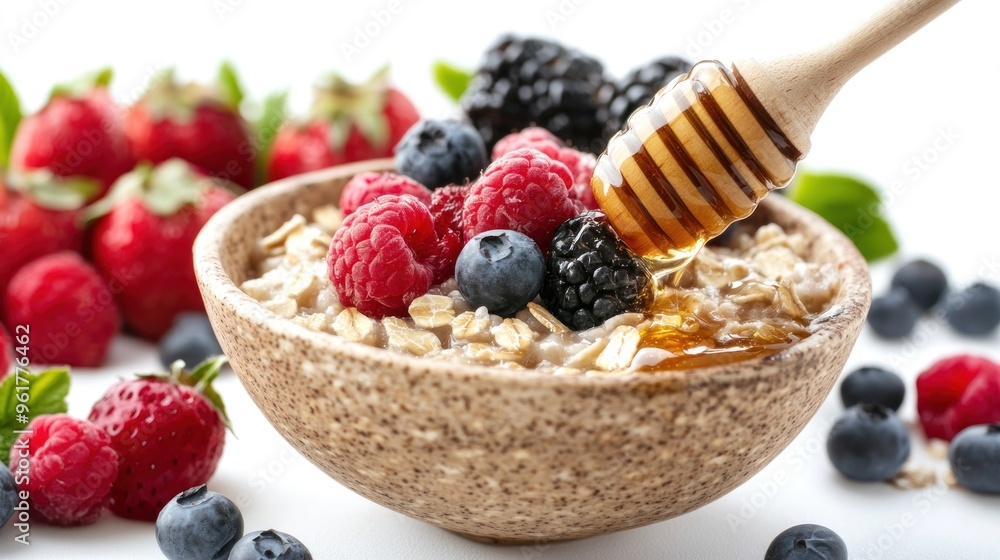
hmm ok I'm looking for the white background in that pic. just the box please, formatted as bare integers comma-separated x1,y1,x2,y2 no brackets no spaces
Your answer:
2,0,999,558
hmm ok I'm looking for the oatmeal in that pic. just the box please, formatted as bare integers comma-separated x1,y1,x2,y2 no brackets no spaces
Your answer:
241,207,840,374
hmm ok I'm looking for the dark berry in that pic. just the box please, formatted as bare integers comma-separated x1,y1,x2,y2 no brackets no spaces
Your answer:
944,282,1000,336
158,313,225,370
890,258,947,310
461,35,607,151
455,230,545,317
764,524,848,560
949,423,1000,494
596,55,692,141
229,530,313,560
827,404,910,481
0,467,16,529
155,485,243,560
541,211,652,330
840,366,905,411
866,288,920,339
394,119,487,189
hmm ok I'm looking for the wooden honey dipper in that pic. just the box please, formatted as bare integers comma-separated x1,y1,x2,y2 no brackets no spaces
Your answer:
592,0,961,281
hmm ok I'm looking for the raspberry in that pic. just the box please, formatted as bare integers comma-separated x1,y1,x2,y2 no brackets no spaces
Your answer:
9,414,119,526
428,185,469,239
463,149,579,254
916,355,1000,441
2,252,120,367
492,129,598,210
339,172,432,216
329,195,454,318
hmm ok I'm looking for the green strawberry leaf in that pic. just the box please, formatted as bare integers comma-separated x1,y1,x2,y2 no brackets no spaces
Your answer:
788,171,899,261
6,169,100,210
253,90,288,184
83,159,218,221
432,61,472,102
0,368,71,466
0,70,22,169
217,61,244,110
170,356,232,432
49,67,113,100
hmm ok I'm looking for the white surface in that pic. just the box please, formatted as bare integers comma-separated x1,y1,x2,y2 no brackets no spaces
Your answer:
1,0,999,558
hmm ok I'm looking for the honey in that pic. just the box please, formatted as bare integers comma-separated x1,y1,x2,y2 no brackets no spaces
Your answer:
592,60,815,370
592,60,803,285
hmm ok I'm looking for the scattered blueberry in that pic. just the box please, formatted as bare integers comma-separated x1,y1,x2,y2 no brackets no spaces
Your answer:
866,288,920,339
827,404,910,481
944,282,1000,336
456,230,545,317
394,119,487,189
155,485,243,560
229,529,313,560
0,467,16,529
158,313,224,369
840,366,905,411
764,524,848,560
890,259,948,310
948,423,1000,494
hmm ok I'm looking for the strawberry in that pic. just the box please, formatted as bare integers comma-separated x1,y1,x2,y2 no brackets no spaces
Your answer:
88,356,229,522
267,66,419,182
87,159,239,340
10,68,135,199
916,354,1000,441
126,69,255,189
0,182,86,301
0,323,12,378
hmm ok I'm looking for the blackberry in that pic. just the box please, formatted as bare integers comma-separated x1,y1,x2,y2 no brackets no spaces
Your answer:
597,56,692,141
541,211,652,330
461,35,607,152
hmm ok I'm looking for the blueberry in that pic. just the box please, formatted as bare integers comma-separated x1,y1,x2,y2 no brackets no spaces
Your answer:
764,524,848,560
944,282,1000,336
866,288,920,339
949,423,1000,494
0,467,16,529
456,230,545,317
158,313,224,369
155,485,243,560
394,119,487,189
890,258,948,310
827,404,910,481
229,529,313,560
839,366,905,411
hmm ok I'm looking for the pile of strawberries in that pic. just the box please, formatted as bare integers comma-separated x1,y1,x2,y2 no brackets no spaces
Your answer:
0,65,420,367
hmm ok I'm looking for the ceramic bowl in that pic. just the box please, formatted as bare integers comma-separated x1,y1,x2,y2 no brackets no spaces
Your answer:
193,159,871,543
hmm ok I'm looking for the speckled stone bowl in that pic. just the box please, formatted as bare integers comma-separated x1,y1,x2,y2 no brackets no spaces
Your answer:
194,159,871,544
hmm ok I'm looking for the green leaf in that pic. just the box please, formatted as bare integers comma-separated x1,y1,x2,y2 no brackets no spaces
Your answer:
7,169,100,210
253,90,288,184
217,61,244,110
788,171,899,261
49,67,113,100
0,70,22,169
171,356,232,432
432,61,472,102
0,368,71,466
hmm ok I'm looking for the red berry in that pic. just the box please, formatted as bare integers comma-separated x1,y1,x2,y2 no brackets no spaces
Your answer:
3,252,120,367
88,358,228,522
339,172,431,216
916,355,1000,441
328,194,455,317
492,128,598,210
267,69,419,182
0,324,12,379
0,190,84,298
90,161,236,340
428,185,469,239
126,78,255,189
463,149,579,254
11,86,135,198
9,414,119,526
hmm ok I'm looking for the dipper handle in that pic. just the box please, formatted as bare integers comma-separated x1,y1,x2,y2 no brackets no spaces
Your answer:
734,0,961,155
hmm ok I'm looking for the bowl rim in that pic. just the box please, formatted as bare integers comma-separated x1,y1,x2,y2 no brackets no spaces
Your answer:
194,158,872,389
